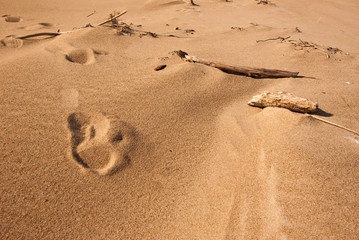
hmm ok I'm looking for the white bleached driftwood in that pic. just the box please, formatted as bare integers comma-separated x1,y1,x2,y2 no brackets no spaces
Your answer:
248,91,318,113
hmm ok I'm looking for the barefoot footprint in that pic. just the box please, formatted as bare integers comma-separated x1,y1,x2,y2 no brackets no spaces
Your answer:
65,48,108,65
67,112,135,176
4,15,23,22
1,37,23,48
21,22,55,30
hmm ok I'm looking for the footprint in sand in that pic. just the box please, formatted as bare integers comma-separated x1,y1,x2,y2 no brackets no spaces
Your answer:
67,112,135,176
1,37,23,48
46,43,108,65
20,22,55,30
65,48,108,65
66,48,96,65
3,15,23,23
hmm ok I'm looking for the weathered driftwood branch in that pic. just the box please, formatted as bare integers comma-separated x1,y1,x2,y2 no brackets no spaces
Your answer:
248,91,359,136
176,50,299,78
97,10,128,26
248,91,318,113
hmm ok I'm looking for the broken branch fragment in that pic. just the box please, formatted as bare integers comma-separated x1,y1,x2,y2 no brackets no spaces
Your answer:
248,91,318,113
176,50,299,78
154,64,167,71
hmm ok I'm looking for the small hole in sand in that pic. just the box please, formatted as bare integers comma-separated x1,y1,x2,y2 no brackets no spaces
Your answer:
112,132,123,142
90,126,96,139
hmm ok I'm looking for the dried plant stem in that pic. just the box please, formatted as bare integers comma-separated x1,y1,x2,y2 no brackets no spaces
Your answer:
86,11,96,18
97,10,127,26
11,10,128,41
256,36,291,43
306,114,359,136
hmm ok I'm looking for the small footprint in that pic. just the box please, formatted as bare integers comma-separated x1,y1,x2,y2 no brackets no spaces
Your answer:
1,37,23,48
20,22,55,30
67,112,135,176
66,48,96,65
3,15,23,23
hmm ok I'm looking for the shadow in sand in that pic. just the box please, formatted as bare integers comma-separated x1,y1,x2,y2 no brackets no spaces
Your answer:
313,108,333,117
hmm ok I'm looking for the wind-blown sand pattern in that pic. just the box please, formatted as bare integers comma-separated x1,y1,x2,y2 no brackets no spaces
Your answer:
1,0,359,239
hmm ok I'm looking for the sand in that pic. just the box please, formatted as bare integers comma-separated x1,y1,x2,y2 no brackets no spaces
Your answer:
1,0,359,239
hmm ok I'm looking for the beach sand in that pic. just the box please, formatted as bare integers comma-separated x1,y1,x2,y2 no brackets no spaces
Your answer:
1,0,359,239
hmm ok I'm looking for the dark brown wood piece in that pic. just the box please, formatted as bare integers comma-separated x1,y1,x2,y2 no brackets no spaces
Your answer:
154,65,167,71
176,50,299,78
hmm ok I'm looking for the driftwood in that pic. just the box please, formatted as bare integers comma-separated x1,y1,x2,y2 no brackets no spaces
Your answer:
248,91,318,113
176,50,299,78
248,92,359,136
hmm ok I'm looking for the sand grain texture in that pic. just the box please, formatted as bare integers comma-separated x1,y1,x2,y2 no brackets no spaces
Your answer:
1,0,359,239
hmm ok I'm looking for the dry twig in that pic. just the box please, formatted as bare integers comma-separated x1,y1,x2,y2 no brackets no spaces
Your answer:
256,36,290,43
97,10,128,26
256,36,343,58
86,11,96,18
306,114,359,136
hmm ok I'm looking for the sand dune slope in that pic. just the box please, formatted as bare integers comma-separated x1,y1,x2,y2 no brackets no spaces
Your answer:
1,0,359,239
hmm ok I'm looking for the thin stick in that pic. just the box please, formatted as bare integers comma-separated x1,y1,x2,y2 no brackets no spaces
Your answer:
6,11,127,42
17,32,62,39
87,11,96,18
306,114,359,136
256,36,291,43
176,50,299,78
97,10,128,26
